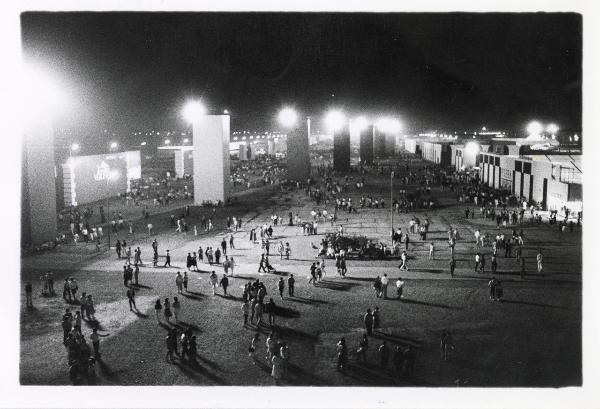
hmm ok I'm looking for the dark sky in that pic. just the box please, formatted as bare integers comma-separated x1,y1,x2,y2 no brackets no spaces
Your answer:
21,12,582,136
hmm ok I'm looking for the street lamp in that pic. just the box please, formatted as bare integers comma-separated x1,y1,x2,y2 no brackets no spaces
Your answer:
526,121,543,137
324,109,346,133
110,141,118,150
547,123,559,135
70,143,79,156
278,107,298,128
182,100,206,123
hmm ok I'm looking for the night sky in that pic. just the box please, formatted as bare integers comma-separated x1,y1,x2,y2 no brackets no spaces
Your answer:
21,12,582,136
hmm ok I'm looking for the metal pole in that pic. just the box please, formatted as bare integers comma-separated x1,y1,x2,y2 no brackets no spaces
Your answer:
390,171,394,237
107,179,111,250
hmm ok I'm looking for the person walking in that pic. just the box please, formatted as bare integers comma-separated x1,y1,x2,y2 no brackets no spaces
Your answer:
287,274,295,297
440,330,454,361
219,274,229,297
183,271,189,293
209,271,218,296
248,333,260,362
399,251,409,271
278,277,285,299
491,254,498,275
172,297,181,322
474,253,481,273
175,272,184,294
271,351,284,385
241,301,250,325
364,308,373,336
126,287,136,311
520,256,526,279
308,263,317,285
154,299,163,323
372,306,380,333
356,333,369,362
381,274,389,299
163,298,172,323
134,263,140,286
336,337,348,372
25,282,33,308
165,329,178,362
89,327,108,359
537,250,544,274
449,258,456,278
255,301,264,326
393,345,405,377
429,241,435,260
267,297,276,326
164,250,171,267
488,278,497,301
378,341,390,369
396,277,405,299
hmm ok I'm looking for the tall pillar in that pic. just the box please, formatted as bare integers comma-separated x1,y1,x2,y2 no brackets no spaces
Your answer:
267,140,275,155
239,144,248,161
333,125,351,172
359,125,374,165
385,133,396,156
22,113,57,247
174,149,185,178
287,125,311,181
192,115,230,204
373,127,386,158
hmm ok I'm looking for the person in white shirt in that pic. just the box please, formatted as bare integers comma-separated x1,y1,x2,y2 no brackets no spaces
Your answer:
381,274,389,299
429,242,435,260
396,277,405,299
399,251,408,271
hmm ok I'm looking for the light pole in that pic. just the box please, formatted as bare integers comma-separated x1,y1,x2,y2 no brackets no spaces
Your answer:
390,171,394,237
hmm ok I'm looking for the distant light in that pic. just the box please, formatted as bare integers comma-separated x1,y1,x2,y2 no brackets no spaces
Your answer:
278,107,298,128
165,139,171,145
527,121,543,136
157,132,160,135
141,141,147,146
224,109,229,115
182,100,206,123
110,142,118,149
183,138,189,144
482,126,487,131
547,123,559,134
574,134,580,142
465,141,480,156
324,110,346,133
70,143,79,152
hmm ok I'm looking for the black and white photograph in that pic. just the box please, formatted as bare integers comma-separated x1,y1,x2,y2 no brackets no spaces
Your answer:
3,1,599,408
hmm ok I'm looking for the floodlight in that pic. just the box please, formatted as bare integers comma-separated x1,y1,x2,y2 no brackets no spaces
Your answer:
546,123,559,134
182,100,206,123
324,110,346,132
278,107,298,128
527,121,543,136
465,141,480,156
